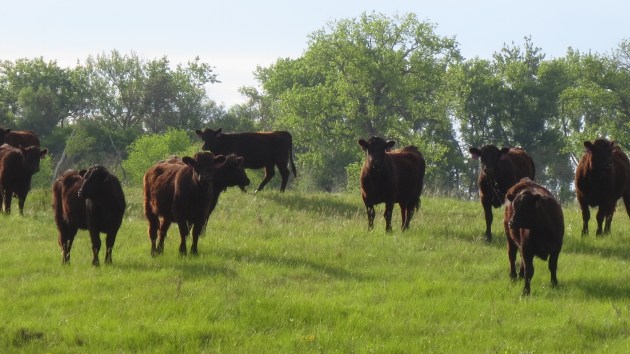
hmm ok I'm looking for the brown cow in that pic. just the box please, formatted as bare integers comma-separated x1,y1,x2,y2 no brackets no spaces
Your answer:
161,153,251,216
143,151,226,256
504,178,564,295
575,138,630,235
0,128,40,147
52,166,126,265
0,144,48,215
358,136,426,232
469,145,535,241
195,128,296,192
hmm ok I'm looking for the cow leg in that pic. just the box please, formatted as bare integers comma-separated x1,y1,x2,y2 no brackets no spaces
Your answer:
278,164,290,192
147,213,159,256
2,189,11,214
507,235,519,280
384,202,394,233
104,232,116,264
578,198,590,235
595,207,606,235
255,166,275,193
401,203,414,231
59,227,78,265
482,200,493,241
89,230,102,267
521,251,535,296
548,250,560,288
177,221,189,255
157,219,171,255
364,203,375,231
190,223,204,256
604,205,615,234
16,192,27,216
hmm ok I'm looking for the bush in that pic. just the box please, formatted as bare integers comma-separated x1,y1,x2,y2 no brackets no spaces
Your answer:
122,129,198,186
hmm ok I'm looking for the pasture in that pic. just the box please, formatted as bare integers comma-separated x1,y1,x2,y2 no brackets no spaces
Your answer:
1,187,630,353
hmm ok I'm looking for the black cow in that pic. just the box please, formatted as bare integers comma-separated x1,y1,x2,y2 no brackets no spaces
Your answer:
469,145,535,241
195,128,296,192
504,178,564,295
52,166,126,265
575,138,630,235
0,144,48,215
358,136,426,232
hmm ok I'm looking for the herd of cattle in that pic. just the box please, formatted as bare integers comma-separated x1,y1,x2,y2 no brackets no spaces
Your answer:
1,126,630,295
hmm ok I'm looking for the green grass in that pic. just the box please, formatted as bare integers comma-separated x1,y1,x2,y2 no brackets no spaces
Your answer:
1,187,630,353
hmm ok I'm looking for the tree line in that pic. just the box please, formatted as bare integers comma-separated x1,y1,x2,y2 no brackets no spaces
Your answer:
1,12,629,200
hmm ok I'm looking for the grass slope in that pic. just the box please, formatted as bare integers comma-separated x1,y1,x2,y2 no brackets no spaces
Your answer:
1,187,630,353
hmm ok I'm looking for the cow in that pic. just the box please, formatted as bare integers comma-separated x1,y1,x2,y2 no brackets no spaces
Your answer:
143,151,226,256
469,145,536,241
0,144,48,215
574,138,630,235
358,136,426,232
195,128,296,192
504,178,564,295
0,128,40,147
52,166,126,266
162,153,251,216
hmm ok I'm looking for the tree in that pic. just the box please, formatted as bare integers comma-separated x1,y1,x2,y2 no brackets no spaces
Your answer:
255,12,461,191
0,58,81,137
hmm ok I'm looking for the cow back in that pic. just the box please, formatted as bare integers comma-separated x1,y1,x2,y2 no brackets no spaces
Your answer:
3,130,40,148
389,146,425,205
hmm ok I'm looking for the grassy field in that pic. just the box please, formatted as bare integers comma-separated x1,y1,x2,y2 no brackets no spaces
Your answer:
1,186,630,353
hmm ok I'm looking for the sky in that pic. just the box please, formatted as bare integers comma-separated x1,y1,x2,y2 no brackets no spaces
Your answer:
1,0,627,106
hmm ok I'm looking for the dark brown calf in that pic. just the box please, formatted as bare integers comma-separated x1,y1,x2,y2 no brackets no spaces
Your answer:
358,136,426,232
195,128,296,192
575,138,630,235
504,178,564,295
0,144,48,215
469,145,535,241
52,166,126,265
143,152,226,256
0,128,40,147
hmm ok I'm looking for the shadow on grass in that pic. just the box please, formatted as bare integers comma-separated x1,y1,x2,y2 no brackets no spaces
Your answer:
563,278,630,300
119,258,238,279
211,248,371,282
256,192,363,219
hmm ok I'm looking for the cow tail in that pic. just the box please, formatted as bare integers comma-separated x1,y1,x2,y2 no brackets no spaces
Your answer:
289,142,297,178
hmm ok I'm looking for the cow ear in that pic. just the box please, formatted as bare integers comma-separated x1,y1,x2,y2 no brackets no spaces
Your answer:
236,157,245,167
215,155,227,165
469,147,481,160
216,128,223,137
386,140,396,149
79,169,88,177
584,141,593,151
182,156,196,166
358,139,369,150
5,129,10,133
195,129,203,137
40,148,48,158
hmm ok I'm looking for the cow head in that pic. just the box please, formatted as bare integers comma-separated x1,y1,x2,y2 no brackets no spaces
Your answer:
469,145,510,178
358,136,396,169
506,188,542,230
216,154,250,189
195,128,222,151
21,146,48,173
78,165,110,199
182,151,225,183
584,139,615,171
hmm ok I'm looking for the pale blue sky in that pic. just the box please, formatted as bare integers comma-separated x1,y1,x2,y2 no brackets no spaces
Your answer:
1,0,627,106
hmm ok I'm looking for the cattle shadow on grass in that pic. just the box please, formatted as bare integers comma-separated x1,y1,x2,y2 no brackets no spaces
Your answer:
119,259,238,280
212,248,371,281
256,192,363,219
563,278,630,300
